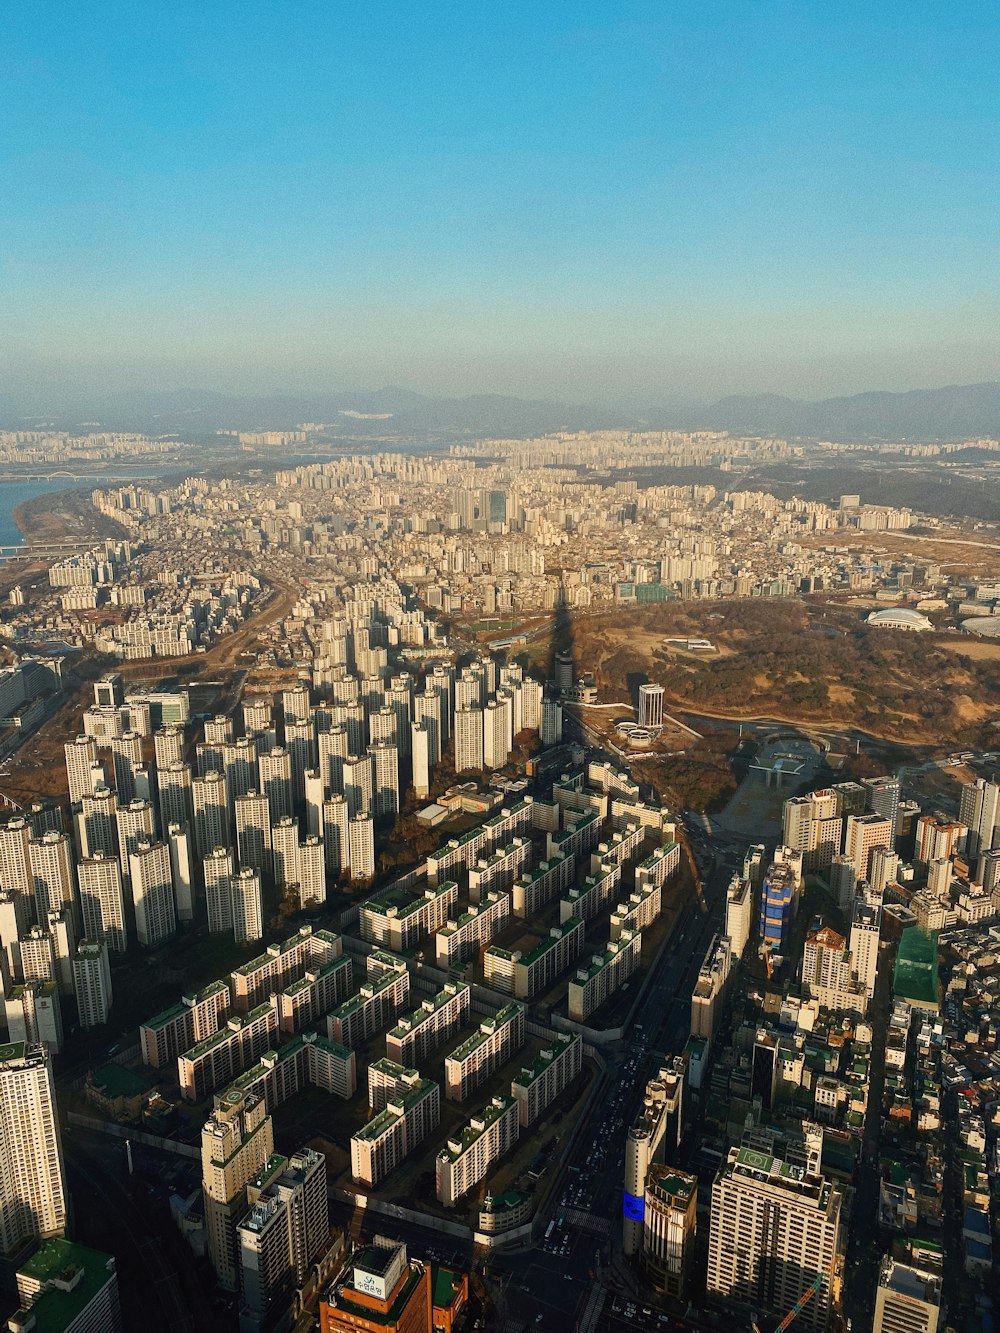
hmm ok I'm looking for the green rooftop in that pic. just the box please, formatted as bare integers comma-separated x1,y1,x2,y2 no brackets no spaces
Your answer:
0,1041,27,1063
90,1062,147,1100
519,917,583,967
13,1239,115,1333
440,1096,515,1160
432,1265,463,1309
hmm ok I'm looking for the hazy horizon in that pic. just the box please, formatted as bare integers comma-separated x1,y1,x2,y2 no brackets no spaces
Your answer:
2,4,998,409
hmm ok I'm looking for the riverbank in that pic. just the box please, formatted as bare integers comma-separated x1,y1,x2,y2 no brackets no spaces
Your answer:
11,487,128,545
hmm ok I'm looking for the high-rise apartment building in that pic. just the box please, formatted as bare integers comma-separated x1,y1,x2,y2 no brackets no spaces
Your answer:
73,938,113,1028
231,866,264,945
128,839,176,948
27,832,75,924
192,770,229,861
205,846,235,934
0,1043,67,1254
259,747,293,822
707,1146,841,1332
78,851,128,954
202,1089,274,1291
454,705,484,773
349,816,375,880
64,735,100,806
959,777,999,862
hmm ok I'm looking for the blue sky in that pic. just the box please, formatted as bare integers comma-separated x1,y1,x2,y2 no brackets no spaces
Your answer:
2,2,997,402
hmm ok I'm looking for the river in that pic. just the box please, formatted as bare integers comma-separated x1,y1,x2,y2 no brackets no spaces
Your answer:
0,479,91,547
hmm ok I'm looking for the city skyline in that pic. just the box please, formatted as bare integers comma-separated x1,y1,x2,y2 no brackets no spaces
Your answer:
3,4,998,404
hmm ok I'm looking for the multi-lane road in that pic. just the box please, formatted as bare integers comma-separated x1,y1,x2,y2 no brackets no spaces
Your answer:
484,830,737,1332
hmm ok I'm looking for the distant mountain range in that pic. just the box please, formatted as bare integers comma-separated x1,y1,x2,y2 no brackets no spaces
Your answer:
700,381,1000,439
2,379,998,441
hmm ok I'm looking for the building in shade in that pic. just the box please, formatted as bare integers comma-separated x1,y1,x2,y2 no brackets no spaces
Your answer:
637,683,664,729
128,840,176,948
9,1238,122,1333
0,1042,67,1254
320,1237,431,1333
641,1166,697,1300
73,939,113,1029
238,1147,330,1327
707,1146,841,1333
959,777,999,862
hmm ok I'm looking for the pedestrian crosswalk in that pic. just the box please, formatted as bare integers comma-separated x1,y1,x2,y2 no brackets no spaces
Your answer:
564,1206,612,1235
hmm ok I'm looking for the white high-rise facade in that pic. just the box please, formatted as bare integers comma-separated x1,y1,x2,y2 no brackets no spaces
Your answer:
0,1043,67,1254
78,852,128,954
129,840,176,948
73,939,113,1028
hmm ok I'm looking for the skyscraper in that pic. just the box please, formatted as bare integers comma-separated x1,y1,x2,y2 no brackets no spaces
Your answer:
202,1089,274,1291
129,840,176,948
0,1043,67,1254
707,1146,841,1332
959,777,999,862
73,939,113,1028
637,683,665,729
78,851,128,954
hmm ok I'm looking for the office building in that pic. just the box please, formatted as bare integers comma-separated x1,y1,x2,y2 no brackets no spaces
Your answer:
707,1146,841,1332
320,1238,432,1333
623,1060,685,1257
0,1043,67,1254
637,683,664,729
238,1147,330,1323
642,1166,698,1300
845,813,894,881
873,1254,942,1333
725,875,753,960
863,775,901,839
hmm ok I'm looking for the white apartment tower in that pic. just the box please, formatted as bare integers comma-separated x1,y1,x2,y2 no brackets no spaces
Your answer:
27,833,75,924
235,791,272,875
411,721,431,799
78,852,128,954
259,747,293,822
64,735,100,805
349,815,376,880
0,1043,67,1254
73,939,113,1028
454,706,484,773
128,839,176,948
231,867,264,945
204,846,235,934
707,1147,841,1333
